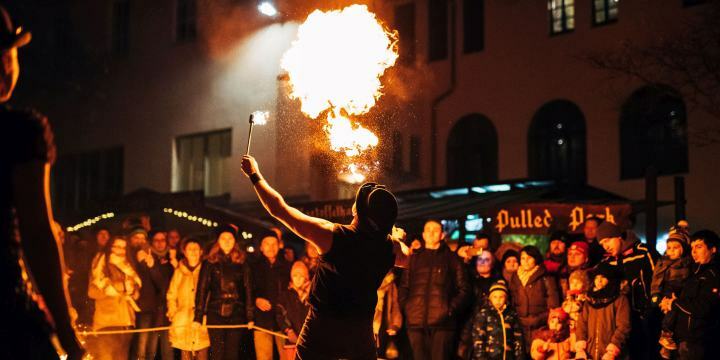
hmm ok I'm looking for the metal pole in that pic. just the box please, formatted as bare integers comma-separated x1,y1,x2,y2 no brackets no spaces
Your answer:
674,176,686,222
245,114,255,155
645,166,657,249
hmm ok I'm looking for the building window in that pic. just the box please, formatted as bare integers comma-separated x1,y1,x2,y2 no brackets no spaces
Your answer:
447,114,498,186
620,85,688,179
428,0,449,61
392,131,403,170
176,0,197,42
394,2,416,64
52,147,124,214
112,0,130,54
593,0,618,25
528,100,587,183
174,129,232,197
549,0,574,35
683,0,706,6
463,0,484,53
410,135,421,177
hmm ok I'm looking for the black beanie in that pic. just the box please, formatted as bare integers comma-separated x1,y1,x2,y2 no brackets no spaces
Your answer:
355,183,397,234
215,223,238,239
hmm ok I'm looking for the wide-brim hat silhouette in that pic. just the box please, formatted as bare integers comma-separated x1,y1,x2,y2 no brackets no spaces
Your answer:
0,6,31,50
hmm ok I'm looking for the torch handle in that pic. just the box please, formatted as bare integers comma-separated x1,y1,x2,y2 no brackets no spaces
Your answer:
246,114,255,155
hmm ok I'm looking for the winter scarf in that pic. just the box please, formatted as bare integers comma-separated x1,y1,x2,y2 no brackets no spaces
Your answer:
518,265,539,287
587,279,620,309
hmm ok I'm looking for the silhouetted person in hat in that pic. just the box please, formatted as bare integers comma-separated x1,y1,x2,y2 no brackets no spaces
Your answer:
0,5,83,359
241,155,408,360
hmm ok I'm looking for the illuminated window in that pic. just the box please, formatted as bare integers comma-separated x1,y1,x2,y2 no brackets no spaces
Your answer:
548,0,574,35
174,129,231,196
176,0,197,42
593,0,618,25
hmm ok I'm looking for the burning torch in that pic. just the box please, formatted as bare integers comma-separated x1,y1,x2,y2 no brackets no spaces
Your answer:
245,111,269,155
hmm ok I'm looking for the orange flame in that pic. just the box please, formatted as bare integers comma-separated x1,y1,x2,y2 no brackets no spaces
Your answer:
281,5,398,181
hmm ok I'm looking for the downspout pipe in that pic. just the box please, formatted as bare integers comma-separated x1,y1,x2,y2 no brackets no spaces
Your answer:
430,0,457,186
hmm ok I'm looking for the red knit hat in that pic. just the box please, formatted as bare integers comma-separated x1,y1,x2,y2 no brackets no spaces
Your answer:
568,241,589,256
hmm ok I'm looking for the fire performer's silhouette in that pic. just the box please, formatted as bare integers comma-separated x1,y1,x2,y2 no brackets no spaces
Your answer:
0,5,83,359
241,154,407,359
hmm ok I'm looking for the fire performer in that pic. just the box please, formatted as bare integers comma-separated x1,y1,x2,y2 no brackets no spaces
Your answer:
0,5,83,359
241,154,406,360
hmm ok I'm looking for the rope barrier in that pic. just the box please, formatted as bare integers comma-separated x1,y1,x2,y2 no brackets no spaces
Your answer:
80,323,288,339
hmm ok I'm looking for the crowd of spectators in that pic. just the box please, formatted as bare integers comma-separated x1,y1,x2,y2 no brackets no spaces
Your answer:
59,216,719,360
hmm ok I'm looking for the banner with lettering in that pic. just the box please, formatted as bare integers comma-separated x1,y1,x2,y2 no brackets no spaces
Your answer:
492,203,632,234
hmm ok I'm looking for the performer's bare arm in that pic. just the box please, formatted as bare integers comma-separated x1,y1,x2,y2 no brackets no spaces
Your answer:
241,155,334,254
13,161,83,359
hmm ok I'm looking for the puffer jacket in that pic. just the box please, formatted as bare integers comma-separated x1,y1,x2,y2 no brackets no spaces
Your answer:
650,255,691,303
509,266,560,347
471,303,525,360
194,254,254,323
398,244,470,329
600,238,656,314
576,295,631,360
167,261,210,351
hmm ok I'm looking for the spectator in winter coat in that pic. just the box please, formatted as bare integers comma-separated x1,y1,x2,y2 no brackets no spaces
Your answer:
597,222,656,360
509,246,561,349
193,224,254,360
582,217,605,266
87,235,141,360
652,232,691,358
468,280,524,359
252,235,291,360
660,230,720,360
531,308,574,360
502,250,521,283
544,232,569,277
166,237,210,360
399,219,470,360
561,269,590,338
373,270,403,359
560,241,591,297
575,263,631,360
275,261,311,359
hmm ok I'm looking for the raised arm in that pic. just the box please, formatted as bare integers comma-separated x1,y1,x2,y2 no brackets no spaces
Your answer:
241,155,334,254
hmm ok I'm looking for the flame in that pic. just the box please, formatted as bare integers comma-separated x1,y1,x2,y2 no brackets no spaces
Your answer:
325,112,378,157
280,4,398,182
251,111,269,125
338,163,367,184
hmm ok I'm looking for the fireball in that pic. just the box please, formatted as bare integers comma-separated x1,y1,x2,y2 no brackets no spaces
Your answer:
281,4,398,180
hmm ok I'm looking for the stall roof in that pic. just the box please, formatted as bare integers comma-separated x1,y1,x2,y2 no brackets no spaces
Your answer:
393,180,670,221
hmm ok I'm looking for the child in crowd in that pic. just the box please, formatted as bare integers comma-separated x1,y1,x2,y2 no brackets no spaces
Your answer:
530,308,574,360
575,264,630,360
562,270,590,337
470,280,525,359
652,231,692,358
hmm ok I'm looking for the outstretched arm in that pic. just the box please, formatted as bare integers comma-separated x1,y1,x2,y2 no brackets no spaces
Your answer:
13,161,83,359
241,155,334,254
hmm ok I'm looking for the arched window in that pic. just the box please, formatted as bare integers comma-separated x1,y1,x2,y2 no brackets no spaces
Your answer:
528,100,587,183
620,85,688,179
446,114,498,186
